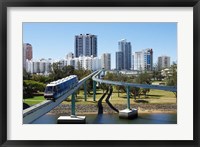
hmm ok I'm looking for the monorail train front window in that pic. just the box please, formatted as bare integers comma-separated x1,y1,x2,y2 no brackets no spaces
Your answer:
45,86,54,93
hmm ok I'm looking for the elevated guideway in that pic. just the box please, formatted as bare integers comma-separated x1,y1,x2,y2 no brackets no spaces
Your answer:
92,70,177,119
92,70,177,92
23,70,98,124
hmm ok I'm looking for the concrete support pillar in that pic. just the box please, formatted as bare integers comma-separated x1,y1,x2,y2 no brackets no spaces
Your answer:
57,92,86,124
126,86,130,109
71,92,76,116
119,86,138,119
84,81,87,101
93,81,96,101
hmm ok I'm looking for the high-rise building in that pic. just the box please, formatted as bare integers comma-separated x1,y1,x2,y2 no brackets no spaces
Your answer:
131,54,134,70
74,34,97,57
134,48,153,71
23,43,33,69
116,39,132,70
158,56,170,70
116,51,123,70
101,53,111,70
134,51,143,71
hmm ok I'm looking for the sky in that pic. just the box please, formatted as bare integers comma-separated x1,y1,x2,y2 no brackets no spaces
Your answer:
23,22,177,69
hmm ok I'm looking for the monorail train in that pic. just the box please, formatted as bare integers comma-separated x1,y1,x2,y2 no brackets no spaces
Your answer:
44,75,78,101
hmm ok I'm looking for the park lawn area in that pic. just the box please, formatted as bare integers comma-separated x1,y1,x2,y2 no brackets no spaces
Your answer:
136,89,176,104
23,95,46,106
63,88,176,105
24,88,176,106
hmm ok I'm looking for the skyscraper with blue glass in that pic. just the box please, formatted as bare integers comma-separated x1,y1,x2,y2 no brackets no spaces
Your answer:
134,48,153,71
116,39,132,70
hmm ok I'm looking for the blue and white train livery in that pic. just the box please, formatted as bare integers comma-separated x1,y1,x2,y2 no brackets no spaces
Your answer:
44,75,78,101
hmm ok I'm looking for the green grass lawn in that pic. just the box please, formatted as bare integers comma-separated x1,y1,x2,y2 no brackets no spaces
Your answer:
23,96,45,106
64,88,176,105
23,88,176,106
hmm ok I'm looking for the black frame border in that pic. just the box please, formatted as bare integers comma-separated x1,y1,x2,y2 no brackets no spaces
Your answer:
0,0,199,147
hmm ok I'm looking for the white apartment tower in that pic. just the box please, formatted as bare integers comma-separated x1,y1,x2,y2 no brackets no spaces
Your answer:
101,53,111,70
134,48,153,71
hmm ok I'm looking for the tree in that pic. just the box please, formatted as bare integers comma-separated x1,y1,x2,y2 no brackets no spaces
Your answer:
99,83,109,94
135,71,152,84
104,72,116,80
23,80,46,98
62,65,75,77
49,63,75,81
115,85,123,97
166,63,177,86
165,63,177,100
23,68,31,80
86,78,93,95
130,87,140,100
23,81,34,98
102,72,127,96
152,63,163,81
133,71,152,99
31,74,51,84
49,62,63,80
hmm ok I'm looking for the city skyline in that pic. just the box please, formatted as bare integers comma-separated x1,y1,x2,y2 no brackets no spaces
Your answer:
23,22,177,69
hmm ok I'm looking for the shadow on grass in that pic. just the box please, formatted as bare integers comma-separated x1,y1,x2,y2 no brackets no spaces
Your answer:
145,94,164,99
111,94,162,100
134,100,149,103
